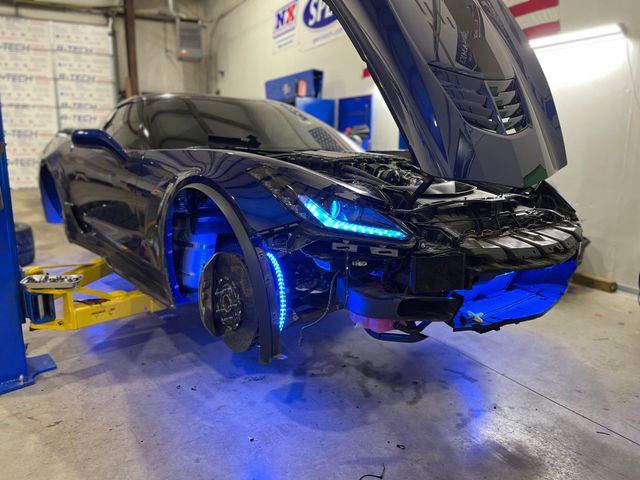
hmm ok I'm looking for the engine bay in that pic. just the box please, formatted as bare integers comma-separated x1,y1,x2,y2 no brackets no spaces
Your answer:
270,150,582,263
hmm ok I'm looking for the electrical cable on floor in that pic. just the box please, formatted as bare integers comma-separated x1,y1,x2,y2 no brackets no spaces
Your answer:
359,464,386,480
298,270,340,346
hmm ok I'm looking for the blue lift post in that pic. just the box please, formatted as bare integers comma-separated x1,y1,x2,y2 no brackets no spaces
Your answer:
0,100,56,395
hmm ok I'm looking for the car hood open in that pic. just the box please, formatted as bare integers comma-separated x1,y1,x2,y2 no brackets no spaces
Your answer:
326,0,567,187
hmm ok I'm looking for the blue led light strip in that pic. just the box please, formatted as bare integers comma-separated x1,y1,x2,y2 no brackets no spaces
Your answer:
302,198,407,240
265,251,287,331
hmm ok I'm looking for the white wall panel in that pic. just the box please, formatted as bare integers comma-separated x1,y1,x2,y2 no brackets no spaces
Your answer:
537,36,640,291
52,23,116,130
0,16,116,188
0,17,58,189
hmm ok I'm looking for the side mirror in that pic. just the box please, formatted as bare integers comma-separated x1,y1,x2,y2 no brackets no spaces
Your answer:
71,129,128,161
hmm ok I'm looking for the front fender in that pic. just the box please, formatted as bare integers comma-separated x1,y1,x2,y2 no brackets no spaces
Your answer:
161,180,282,364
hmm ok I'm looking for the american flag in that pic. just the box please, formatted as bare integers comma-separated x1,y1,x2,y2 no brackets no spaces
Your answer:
503,0,561,39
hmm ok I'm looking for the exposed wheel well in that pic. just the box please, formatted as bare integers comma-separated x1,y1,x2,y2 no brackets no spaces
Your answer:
165,182,280,362
39,165,63,224
166,186,239,303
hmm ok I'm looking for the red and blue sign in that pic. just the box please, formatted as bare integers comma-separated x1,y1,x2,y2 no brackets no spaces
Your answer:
302,0,337,29
273,1,298,38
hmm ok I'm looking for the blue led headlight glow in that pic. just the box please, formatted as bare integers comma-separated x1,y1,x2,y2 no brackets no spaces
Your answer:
302,197,408,240
265,251,287,331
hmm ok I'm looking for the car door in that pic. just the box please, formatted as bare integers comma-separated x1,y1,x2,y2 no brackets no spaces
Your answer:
131,97,208,276
66,101,147,255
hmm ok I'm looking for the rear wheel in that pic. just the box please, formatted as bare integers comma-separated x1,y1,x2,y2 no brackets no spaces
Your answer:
15,222,35,266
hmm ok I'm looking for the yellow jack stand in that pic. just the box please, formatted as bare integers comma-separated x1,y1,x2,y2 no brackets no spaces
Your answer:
22,259,166,331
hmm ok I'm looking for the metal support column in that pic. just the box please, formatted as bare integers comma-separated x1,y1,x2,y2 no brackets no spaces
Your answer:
124,0,139,96
0,101,56,396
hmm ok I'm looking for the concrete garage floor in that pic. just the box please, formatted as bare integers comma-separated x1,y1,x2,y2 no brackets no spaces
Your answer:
2,189,640,480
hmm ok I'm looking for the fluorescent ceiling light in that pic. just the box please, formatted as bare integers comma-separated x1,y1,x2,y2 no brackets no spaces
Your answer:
530,24,625,50
533,23,628,87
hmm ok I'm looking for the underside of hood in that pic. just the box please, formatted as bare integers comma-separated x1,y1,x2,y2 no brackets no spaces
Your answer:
326,0,567,188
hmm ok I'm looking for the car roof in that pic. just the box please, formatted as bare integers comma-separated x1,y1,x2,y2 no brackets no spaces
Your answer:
116,93,276,108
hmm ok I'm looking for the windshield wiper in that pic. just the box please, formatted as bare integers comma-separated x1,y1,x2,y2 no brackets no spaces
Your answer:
207,134,261,150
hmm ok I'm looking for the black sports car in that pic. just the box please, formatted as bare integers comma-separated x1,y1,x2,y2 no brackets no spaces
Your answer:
39,0,582,362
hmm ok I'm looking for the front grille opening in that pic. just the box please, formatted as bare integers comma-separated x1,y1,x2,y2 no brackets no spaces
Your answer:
432,66,528,135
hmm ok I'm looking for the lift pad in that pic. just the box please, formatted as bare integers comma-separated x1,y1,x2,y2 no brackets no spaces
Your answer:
21,259,166,331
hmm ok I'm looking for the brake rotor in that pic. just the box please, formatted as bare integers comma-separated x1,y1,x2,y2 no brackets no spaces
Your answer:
200,252,258,352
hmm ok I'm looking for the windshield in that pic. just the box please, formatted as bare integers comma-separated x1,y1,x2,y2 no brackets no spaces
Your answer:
144,96,363,152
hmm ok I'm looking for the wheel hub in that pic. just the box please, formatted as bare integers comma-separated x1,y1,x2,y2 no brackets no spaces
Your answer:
199,251,259,352
214,276,243,331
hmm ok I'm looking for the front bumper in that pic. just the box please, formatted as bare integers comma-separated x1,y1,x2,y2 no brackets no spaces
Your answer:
449,258,577,332
342,258,578,336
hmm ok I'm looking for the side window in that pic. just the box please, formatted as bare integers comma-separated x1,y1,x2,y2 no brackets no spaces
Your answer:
126,102,148,150
104,103,147,150
104,105,128,141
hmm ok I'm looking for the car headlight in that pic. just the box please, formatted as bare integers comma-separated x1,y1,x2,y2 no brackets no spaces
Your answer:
249,165,409,240
300,196,407,240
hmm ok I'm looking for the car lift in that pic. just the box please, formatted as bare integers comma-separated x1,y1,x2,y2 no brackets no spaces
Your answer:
0,102,56,395
21,259,165,331
0,102,165,396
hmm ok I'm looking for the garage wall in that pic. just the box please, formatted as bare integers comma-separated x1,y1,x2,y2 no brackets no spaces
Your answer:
559,0,640,35
113,0,208,95
0,14,116,188
542,0,640,291
538,35,640,292
206,0,640,292
0,1,206,190
111,18,205,95
204,0,397,151
0,2,206,97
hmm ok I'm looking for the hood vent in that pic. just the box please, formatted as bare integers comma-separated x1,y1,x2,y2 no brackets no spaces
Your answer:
487,79,528,134
431,67,528,135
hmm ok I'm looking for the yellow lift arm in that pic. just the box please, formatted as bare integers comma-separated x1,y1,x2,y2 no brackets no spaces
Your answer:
22,259,166,331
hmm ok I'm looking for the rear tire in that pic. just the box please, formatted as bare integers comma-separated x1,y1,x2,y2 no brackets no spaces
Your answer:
15,222,35,266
